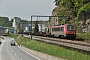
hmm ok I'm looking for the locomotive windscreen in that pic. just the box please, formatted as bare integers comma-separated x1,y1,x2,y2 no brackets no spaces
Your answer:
67,25,75,30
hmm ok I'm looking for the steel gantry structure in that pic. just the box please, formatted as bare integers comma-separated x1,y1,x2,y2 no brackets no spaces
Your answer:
30,15,63,39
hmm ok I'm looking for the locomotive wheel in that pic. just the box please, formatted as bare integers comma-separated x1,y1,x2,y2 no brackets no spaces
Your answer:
60,35,64,39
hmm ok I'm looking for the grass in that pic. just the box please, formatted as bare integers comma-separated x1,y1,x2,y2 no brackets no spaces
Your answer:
8,34,90,60
76,32,90,42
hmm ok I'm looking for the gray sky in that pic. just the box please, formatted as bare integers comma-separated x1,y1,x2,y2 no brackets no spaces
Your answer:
0,0,55,20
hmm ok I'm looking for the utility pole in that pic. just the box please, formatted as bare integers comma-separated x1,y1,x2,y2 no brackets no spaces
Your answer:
41,20,42,32
31,16,32,39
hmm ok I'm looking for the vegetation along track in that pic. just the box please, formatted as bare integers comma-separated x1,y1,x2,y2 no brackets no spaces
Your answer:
23,35,90,55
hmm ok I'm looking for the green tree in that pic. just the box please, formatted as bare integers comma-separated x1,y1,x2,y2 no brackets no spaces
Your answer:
0,17,9,27
19,28,24,33
6,21,12,27
34,20,39,33
77,3,90,22
54,0,90,22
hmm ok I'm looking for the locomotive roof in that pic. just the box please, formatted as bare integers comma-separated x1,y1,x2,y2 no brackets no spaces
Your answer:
53,24,73,26
52,24,74,28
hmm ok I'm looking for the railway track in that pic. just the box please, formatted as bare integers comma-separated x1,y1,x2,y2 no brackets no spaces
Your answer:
23,35,90,54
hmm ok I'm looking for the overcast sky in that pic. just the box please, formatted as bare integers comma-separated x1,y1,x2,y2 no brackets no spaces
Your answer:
0,0,55,20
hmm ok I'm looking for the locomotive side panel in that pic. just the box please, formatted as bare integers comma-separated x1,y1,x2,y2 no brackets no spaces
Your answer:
51,25,65,38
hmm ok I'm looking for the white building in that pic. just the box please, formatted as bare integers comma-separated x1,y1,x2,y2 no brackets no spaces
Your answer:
12,17,21,34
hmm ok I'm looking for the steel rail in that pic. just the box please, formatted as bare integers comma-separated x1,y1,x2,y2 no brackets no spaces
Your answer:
23,35,90,54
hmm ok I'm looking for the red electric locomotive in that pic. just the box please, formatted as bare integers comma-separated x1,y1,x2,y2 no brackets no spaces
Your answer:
51,24,76,39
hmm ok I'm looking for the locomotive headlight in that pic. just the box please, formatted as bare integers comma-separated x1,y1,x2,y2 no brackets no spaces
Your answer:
74,32,75,34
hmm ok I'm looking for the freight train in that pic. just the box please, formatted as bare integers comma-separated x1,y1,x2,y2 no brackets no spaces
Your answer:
22,24,76,39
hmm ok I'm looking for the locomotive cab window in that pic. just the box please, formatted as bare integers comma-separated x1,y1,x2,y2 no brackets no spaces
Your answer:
67,25,75,30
